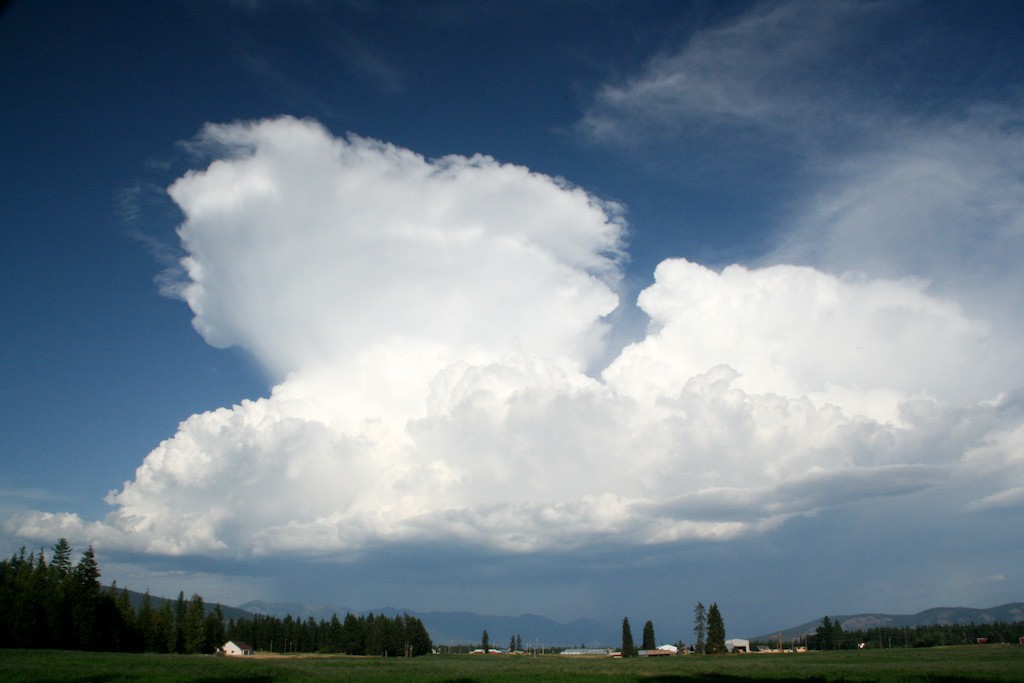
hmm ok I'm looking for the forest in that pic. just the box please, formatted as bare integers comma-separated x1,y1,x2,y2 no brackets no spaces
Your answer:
758,614,1024,651
0,540,431,656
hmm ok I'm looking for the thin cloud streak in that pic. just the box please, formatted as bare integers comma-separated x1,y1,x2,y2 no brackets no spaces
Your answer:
577,0,892,153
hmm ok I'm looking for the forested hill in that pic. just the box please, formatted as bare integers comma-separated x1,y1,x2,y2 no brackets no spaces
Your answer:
114,587,256,623
231,601,614,646
755,603,1024,641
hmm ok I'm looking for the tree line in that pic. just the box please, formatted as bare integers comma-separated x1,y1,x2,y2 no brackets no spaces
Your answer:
0,540,431,656
795,615,1024,650
226,611,431,656
0,540,144,651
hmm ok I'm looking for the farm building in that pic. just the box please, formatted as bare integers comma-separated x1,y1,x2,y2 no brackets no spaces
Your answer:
725,638,750,653
222,640,254,656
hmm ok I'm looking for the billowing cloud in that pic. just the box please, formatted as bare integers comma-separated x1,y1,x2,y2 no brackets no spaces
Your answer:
8,115,1022,561
605,259,993,422
170,116,624,379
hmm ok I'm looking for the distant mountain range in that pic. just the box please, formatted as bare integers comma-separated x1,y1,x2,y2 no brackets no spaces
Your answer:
235,600,616,646
113,587,256,623
112,589,1022,648
236,599,351,622
752,603,1024,642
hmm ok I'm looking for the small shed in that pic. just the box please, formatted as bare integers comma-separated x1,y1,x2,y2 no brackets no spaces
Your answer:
222,640,255,656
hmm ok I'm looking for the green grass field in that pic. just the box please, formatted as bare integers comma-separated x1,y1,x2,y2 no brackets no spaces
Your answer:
1,646,1021,682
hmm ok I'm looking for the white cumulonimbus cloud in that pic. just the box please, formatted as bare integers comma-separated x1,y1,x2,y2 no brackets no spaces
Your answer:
8,116,1023,557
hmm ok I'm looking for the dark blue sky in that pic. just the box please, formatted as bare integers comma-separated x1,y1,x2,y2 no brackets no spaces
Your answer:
3,1,1024,640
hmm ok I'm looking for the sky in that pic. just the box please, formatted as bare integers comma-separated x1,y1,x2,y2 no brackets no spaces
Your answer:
2,0,1024,641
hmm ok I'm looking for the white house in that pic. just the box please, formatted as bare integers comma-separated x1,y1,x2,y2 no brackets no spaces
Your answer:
222,640,255,656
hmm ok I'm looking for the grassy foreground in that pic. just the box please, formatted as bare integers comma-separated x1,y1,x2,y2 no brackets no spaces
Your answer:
1,646,1022,682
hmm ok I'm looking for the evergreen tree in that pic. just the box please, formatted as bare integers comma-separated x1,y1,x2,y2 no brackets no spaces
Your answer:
114,585,135,632
621,617,637,657
50,538,72,578
815,616,832,649
706,603,726,654
71,546,101,649
0,548,44,647
364,614,381,655
481,629,490,653
325,613,343,653
173,591,187,653
183,593,207,653
155,600,176,653
107,584,141,652
693,602,707,654
516,634,523,652
341,612,363,654
137,591,157,652
642,619,656,650
44,544,72,648
832,617,843,649
400,612,432,656
28,550,50,647
815,616,844,650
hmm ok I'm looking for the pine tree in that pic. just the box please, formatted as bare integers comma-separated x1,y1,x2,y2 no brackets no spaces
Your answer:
341,612,363,654
693,602,707,654
815,616,844,650
173,591,187,653
621,617,637,657
71,546,101,649
29,550,50,647
137,591,156,651
832,617,844,649
107,583,141,652
50,538,72,578
481,629,490,653
155,600,176,653
706,603,726,654
1,548,47,647
816,616,832,649
326,613,343,653
183,593,207,653
400,613,432,656
642,620,656,650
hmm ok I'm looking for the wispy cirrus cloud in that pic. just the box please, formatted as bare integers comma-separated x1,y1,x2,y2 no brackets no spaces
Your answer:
577,0,893,153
